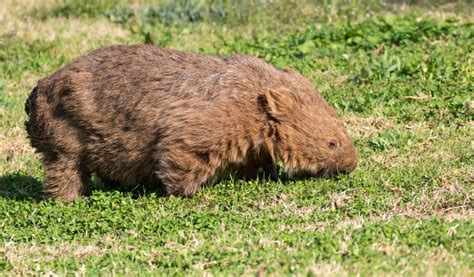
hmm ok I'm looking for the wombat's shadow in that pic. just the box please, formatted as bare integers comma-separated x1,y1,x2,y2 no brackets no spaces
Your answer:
91,178,168,199
0,170,342,202
0,173,168,202
0,173,44,201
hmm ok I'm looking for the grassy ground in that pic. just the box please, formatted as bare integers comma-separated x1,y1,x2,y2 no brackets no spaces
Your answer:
0,0,473,275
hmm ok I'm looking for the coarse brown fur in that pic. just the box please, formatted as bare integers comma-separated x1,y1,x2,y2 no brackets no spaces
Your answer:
25,45,357,201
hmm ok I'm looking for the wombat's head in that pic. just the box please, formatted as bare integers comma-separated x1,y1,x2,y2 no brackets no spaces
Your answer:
262,87,357,178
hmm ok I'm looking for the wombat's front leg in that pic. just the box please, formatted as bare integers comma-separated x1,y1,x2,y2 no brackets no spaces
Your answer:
262,163,278,181
43,155,90,201
235,152,278,181
235,162,277,181
157,150,217,197
96,173,119,189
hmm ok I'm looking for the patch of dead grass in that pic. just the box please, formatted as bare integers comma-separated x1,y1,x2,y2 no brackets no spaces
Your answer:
286,208,473,234
359,118,470,169
0,132,33,156
344,115,395,139
304,262,349,277
1,1,130,68
1,241,107,275
0,0,57,20
4,16,129,43
250,245,473,276
0,130,38,175
372,244,472,276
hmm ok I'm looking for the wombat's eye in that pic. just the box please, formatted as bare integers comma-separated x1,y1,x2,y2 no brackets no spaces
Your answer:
328,140,338,150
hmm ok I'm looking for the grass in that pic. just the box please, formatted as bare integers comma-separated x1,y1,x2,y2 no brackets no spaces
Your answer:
0,0,473,275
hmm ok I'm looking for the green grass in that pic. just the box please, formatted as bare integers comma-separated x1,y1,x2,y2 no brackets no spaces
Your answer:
0,0,473,275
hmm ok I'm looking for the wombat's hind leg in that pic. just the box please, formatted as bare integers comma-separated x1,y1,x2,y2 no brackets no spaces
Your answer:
43,155,90,201
158,151,216,197
96,173,118,190
161,169,207,197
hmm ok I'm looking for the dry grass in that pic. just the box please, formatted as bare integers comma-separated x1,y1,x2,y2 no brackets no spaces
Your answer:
345,115,395,139
4,16,129,43
1,241,107,275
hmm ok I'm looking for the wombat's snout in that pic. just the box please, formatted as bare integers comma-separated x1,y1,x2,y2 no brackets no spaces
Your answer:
325,120,357,175
337,143,358,174
340,155,357,174
307,143,357,179
321,136,357,177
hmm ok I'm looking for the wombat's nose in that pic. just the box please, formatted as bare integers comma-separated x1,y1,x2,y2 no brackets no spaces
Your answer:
340,146,357,173
343,159,357,173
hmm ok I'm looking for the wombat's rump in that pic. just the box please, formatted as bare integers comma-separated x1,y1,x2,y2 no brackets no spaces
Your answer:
25,45,357,201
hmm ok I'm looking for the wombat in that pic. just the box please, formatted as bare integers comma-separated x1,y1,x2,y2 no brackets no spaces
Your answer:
25,45,357,201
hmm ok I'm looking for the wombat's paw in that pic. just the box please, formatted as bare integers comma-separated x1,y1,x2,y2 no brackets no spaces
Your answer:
42,190,83,202
264,164,279,181
165,183,199,198
34,191,51,201
235,164,278,182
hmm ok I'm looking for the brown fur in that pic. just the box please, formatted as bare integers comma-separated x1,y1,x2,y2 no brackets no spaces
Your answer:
25,45,357,201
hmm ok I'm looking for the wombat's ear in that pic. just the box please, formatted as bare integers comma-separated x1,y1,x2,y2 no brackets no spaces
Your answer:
263,88,295,118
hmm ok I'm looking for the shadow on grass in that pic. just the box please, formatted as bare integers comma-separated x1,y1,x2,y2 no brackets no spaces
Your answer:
0,173,44,201
0,168,351,201
0,173,168,201
89,179,168,199
0,170,341,201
